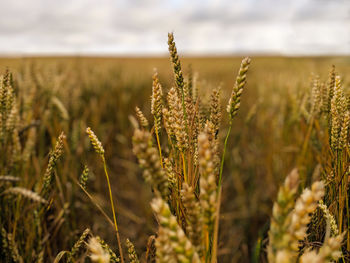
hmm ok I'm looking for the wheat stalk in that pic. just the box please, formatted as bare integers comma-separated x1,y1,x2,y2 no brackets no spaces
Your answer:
86,127,124,263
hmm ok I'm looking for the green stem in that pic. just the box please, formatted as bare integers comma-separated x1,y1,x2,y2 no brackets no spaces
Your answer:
219,123,232,189
155,126,163,168
336,151,342,234
182,152,187,183
346,184,350,250
102,156,124,263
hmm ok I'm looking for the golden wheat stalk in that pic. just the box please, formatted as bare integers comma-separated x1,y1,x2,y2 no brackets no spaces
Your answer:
86,127,124,263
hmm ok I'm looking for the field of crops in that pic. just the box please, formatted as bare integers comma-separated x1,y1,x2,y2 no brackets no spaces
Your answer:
0,35,350,262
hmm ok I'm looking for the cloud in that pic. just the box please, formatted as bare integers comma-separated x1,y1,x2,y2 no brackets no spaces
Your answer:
0,0,348,55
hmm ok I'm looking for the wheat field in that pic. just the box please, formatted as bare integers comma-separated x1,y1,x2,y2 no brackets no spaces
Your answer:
0,34,350,262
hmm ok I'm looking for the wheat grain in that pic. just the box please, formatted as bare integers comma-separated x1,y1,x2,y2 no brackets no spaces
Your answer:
288,181,325,251
318,200,339,236
155,227,177,263
42,132,65,194
300,233,344,263
339,110,349,149
151,197,200,263
88,237,111,263
0,175,20,182
51,96,69,121
168,33,185,96
267,169,300,263
79,165,89,190
327,65,336,112
181,183,203,256
164,158,177,192
167,87,188,152
227,57,251,120
69,228,91,260
311,76,321,117
96,236,120,262
132,129,169,199
86,127,104,156
3,187,47,204
151,71,163,133
209,87,221,137
135,106,149,129
126,238,139,263
198,132,217,229
7,233,23,263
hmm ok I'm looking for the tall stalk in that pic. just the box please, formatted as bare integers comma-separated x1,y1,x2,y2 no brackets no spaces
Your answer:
218,124,232,188
101,156,124,263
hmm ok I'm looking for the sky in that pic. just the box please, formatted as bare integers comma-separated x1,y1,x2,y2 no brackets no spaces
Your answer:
0,0,349,56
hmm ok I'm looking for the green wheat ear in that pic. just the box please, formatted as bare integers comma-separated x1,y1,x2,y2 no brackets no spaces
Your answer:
42,132,65,196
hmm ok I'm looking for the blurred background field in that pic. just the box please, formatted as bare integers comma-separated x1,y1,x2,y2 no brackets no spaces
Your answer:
1,56,349,261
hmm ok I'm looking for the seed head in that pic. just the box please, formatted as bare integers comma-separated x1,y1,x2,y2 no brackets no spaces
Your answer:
86,127,105,156
79,165,89,190
151,71,163,132
181,183,203,256
42,132,65,194
167,87,188,151
327,65,336,112
227,57,251,120
227,57,250,120
126,239,139,263
318,200,338,236
135,106,149,129
198,132,217,227
69,228,91,259
88,237,110,263
299,233,344,263
268,169,300,263
168,33,184,95
209,87,221,138
151,197,200,263
132,129,169,199
3,187,47,204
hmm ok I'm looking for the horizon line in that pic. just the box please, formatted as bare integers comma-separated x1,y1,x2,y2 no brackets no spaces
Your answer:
0,52,349,58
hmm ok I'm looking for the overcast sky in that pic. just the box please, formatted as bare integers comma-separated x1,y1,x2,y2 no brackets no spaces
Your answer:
0,0,349,55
